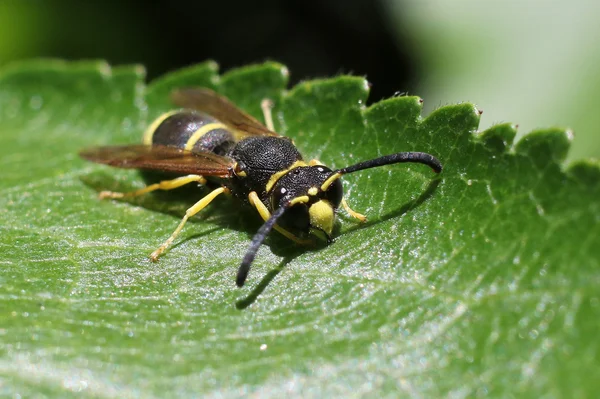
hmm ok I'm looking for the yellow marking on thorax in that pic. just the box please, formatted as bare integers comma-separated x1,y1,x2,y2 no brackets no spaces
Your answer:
142,110,180,145
265,160,308,193
185,122,229,151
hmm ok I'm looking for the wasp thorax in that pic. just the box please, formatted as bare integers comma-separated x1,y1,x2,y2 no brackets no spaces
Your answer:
270,165,343,239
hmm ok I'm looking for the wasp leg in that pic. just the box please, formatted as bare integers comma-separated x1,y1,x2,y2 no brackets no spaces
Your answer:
248,191,312,245
99,174,207,199
341,197,367,222
150,186,229,261
260,99,275,132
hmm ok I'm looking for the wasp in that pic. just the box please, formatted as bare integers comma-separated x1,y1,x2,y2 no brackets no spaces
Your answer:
80,88,442,287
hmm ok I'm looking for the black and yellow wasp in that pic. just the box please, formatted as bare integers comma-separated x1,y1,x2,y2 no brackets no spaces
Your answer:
80,88,442,287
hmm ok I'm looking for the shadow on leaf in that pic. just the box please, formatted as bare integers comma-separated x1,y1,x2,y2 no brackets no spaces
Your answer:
79,170,321,304
235,256,292,309
79,171,440,304
341,177,442,235
80,170,253,231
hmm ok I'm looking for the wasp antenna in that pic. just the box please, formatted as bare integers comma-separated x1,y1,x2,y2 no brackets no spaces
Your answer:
337,152,443,175
237,204,290,287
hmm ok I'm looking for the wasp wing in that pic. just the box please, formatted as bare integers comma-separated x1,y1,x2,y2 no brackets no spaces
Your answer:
171,88,279,137
79,145,233,177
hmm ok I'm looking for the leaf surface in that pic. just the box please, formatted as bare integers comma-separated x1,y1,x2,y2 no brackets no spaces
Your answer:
1,60,598,398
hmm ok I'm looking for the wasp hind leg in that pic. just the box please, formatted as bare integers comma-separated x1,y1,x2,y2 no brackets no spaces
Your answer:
260,99,275,132
99,174,207,199
150,186,230,261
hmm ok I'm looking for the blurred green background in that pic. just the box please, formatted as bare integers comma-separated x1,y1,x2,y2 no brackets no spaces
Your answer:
1,0,597,160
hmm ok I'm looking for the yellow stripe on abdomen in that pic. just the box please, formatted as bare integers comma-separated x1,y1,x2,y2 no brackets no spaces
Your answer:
184,122,229,151
142,110,180,145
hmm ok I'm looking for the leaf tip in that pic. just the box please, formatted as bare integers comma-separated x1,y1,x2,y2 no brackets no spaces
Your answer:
477,123,517,153
220,62,290,95
280,65,290,80
515,127,572,167
145,61,221,106
566,158,600,188
363,79,372,95
364,95,423,130
423,102,481,139
288,76,369,109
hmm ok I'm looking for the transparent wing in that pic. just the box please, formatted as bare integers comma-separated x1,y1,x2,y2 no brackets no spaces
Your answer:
171,88,279,137
79,145,233,177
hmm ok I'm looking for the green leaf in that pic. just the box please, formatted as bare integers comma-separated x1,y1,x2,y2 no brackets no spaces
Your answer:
1,60,598,398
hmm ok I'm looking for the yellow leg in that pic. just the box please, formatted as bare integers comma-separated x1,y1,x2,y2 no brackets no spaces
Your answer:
341,197,367,222
261,99,275,131
248,191,312,245
150,186,228,261
99,174,207,199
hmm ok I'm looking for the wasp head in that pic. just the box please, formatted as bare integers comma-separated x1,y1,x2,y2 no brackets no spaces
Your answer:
270,165,343,241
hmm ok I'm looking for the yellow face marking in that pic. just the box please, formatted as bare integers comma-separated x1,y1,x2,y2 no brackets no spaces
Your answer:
309,200,335,237
307,187,319,196
320,172,342,192
143,110,180,145
265,160,308,193
184,122,229,151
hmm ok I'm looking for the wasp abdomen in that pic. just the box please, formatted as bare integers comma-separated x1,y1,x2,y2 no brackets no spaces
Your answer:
144,110,235,156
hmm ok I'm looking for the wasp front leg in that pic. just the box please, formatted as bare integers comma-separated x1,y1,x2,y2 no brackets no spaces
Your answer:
341,198,366,222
